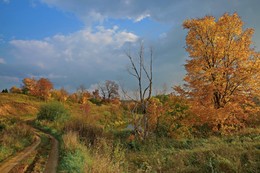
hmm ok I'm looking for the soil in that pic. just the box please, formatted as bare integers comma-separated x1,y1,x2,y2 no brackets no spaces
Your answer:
0,128,59,173
43,134,59,173
0,136,41,173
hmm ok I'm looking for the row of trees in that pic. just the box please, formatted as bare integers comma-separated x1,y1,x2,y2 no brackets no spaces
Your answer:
8,78,120,103
7,78,54,101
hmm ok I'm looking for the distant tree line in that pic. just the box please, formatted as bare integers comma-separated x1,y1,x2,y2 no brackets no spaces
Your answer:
5,77,120,105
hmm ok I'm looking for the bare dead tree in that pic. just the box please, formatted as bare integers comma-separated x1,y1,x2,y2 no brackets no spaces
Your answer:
99,80,119,100
125,42,153,139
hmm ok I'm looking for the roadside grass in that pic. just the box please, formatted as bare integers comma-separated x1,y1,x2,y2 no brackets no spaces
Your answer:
9,133,51,173
35,101,128,173
60,131,91,173
89,138,126,173
124,130,260,173
34,99,260,173
60,131,126,173
33,101,85,172
0,117,34,162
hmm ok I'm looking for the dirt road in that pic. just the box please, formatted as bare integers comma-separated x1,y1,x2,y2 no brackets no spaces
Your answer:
0,136,41,173
0,128,59,173
43,134,59,173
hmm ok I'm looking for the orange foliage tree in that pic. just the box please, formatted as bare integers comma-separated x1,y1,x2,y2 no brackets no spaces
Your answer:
146,97,164,134
151,94,191,138
22,78,37,94
22,77,53,100
181,13,260,133
35,78,53,100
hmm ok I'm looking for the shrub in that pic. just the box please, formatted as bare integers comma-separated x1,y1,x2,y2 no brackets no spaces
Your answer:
37,102,70,121
64,117,104,146
89,98,102,106
60,131,93,173
60,148,88,173
192,123,213,138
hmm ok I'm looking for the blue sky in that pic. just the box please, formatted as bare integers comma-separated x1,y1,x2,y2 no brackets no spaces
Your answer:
1,0,260,93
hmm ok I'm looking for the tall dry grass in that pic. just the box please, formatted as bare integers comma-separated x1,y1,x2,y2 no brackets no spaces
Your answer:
85,138,126,173
0,120,34,161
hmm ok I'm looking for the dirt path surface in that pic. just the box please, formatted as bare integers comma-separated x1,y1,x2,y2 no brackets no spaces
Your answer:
43,134,59,173
0,127,59,173
0,136,41,173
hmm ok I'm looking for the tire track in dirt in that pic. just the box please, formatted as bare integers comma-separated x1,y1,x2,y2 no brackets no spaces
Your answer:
0,135,41,173
0,127,59,173
43,134,59,173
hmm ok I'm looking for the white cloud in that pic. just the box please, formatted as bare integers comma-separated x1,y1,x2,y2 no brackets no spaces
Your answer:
7,26,138,89
0,58,5,64
88,10,106,23
134,14,150,23
40,0,260,32
10,40,55,59
10,26,137,67
3,0,260,91
40,0,177,24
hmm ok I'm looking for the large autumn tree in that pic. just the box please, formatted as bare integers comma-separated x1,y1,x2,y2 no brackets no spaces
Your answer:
181,13,260,132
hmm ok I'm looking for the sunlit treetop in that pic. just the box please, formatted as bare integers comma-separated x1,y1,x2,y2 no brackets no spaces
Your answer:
181,13,260,132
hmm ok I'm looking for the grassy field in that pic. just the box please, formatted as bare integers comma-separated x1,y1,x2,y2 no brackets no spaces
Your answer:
0,93,42,163
0,93,41,119
0,117,34,162
0,93,259,172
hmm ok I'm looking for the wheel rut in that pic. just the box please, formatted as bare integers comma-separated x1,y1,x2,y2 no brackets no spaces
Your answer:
0,135,41,173
0,127,59,173
43,134,59,173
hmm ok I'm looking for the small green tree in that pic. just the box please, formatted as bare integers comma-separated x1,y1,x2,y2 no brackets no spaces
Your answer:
1,89,8,93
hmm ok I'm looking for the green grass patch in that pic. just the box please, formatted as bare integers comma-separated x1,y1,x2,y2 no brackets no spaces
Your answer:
0,118,34,162
125,134,260,172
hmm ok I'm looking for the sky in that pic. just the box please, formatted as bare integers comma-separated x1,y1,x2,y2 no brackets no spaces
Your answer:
1,0,260,93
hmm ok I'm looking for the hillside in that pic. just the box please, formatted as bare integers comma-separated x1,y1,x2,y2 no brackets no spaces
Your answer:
0,93,260,172
0,93,41,119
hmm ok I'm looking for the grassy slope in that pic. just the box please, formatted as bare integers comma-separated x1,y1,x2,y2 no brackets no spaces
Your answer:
1,93,260,172
0,93,42,119
0,93,42,162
